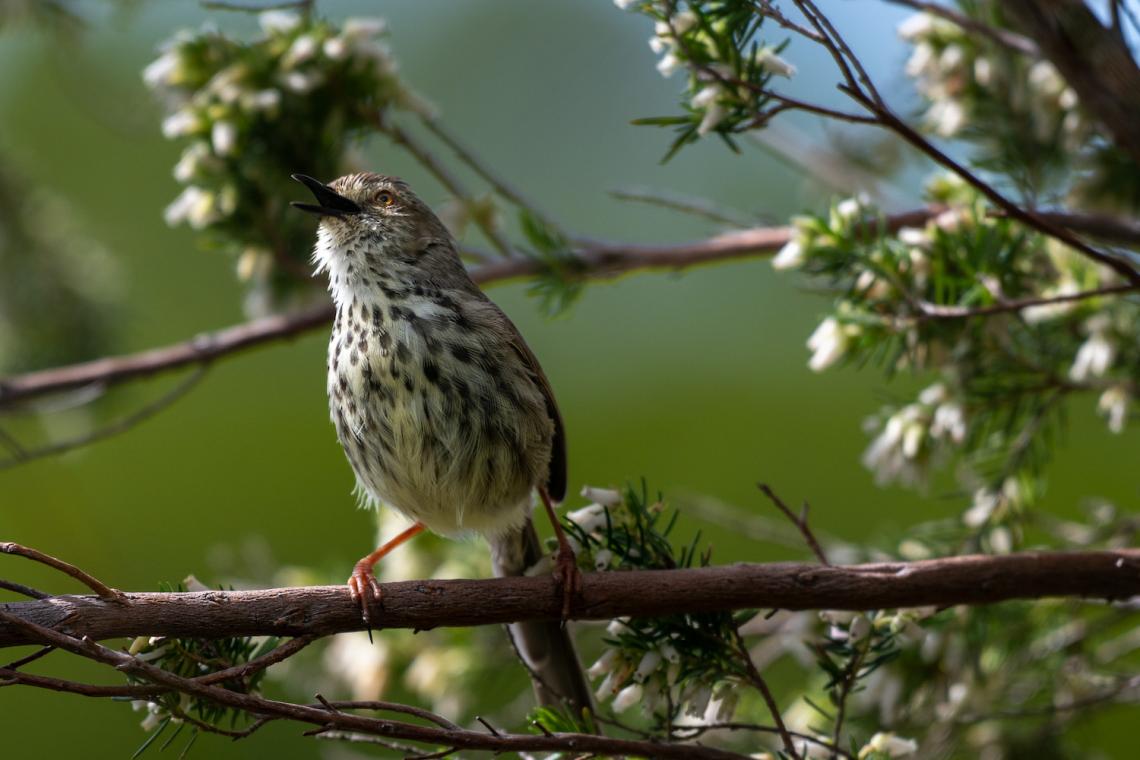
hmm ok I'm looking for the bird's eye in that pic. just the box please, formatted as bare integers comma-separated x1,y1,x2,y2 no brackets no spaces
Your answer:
375,191,395,207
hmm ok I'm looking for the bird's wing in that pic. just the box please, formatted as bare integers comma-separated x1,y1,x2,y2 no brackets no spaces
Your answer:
504,324,567,503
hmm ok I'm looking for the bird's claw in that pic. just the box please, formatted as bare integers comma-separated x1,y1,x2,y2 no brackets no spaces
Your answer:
347,562,383,627
554,547,582,620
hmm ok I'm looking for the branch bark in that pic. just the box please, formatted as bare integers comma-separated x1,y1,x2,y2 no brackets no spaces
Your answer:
3,550,1138,648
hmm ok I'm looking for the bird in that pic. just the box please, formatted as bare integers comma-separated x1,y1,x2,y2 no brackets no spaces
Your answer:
291,171,591,713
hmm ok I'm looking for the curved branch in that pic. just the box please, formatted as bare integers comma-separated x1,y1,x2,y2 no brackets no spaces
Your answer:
3,550,1138,647
2,206,1137,411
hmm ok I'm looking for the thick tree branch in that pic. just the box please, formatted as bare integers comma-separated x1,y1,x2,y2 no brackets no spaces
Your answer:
3,550,1138,648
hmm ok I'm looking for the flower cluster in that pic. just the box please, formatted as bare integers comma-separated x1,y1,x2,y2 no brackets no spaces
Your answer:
772,177,1137,495
616,1,793,155
861,382,968,488
899,12,1086,146
144,11,421,313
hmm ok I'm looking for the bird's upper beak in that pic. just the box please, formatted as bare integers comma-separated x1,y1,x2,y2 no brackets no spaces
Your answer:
290,174,362,218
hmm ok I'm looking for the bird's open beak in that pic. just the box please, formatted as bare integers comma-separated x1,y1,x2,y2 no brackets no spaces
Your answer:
290,174,362,218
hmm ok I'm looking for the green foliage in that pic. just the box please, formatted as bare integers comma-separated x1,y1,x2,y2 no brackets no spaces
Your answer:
624,0,789,160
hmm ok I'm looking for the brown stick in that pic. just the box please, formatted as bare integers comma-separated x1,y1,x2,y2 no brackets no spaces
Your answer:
2,550,1138,648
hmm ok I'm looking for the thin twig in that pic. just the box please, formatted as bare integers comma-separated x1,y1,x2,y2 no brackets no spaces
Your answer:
916,283,1137,319
672,722,853,759
2,645,54,671
757,484,830,565
419,115,566,237
731,627,799,758
0,366,208,470
374,114,515,259
609,187,756,228
0,542,121,600
198,634,319,685
0,579,50,600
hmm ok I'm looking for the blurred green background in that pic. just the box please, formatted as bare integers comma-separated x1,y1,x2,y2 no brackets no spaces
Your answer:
1,1,1135,757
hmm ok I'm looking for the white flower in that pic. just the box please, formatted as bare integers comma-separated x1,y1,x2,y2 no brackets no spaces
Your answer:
963,488,999,527
1058,87,1079,110
989,526,1012,554
848,615,871,643
580,486,622,506
896,227,929,247
1028,60,1064,97
691,84,728,136
648,35,668,54
323,36,348,60
973,57,993,86
931,402,966,444
283,70,322,93
806,317,850,372
1070,317,1116,381
634,650,662,682
593,549,614,570
566,503,607,534
755,46,796,78
142,51,179,89
173,142,210,182
614,0,638,9
284,34,318,67
211,120,238,157
164,186,205,227
918,383,947,405
612,683,643,711
161,109,201,138
587,648,619,679
343,17,388,39
939,44,965,72
859,732,918,758
672,10,698,35
897,13,935,41
1098,385,1129,434
905,42,934,77
594,670,622,702
656,52,681,78
325,631,390,700
772,237,806,270
242,88,281,114
928,99,966,136
259,10,301,35
835,196,863,221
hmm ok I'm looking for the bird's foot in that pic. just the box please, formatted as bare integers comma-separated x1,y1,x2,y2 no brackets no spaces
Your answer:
347,560,383,628
554,545,582,620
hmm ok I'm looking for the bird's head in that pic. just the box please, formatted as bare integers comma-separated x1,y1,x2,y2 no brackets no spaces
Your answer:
291,172,460,295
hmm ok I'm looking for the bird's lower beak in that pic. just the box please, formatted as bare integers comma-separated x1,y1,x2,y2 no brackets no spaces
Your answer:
290,174,362,217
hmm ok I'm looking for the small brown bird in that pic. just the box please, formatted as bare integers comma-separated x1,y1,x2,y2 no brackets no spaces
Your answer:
291,172,590,712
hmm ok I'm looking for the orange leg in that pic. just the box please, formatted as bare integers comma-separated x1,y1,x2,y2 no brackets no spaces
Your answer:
539,487,582,619
348,521,426,626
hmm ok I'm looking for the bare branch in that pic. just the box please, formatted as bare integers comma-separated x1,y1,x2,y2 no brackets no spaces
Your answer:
916,283,1138,320
2,549,1138,648
0,542,121,600
1,206,1135,413
757,483,830,565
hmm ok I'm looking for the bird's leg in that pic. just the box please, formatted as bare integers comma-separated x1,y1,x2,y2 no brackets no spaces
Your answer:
348,521,426,627
538,487,582,620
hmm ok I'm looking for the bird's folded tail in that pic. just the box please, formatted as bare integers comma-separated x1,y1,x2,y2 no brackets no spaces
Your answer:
490,516,594,719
